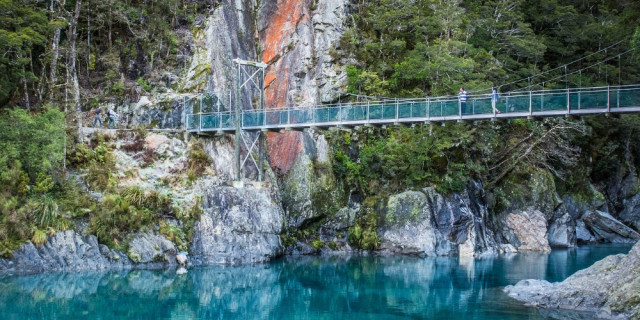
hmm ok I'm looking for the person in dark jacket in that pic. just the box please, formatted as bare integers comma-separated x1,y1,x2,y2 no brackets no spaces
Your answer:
92,107,103,128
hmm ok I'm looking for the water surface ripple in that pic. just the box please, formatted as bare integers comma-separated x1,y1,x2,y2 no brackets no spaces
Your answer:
0,244,631,319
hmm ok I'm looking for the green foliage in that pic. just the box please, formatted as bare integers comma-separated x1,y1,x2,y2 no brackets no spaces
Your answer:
341,0,640,97
0,108,65,180
30,229,47,247
174,198,203,246
186,138,212,184
89,194,154,249
136,77,151,92
159,221,188,252
32,194,59,227
0,0,48,105
311,239,325,250
0,108,77,256
332,124,476,196
348,197,382,250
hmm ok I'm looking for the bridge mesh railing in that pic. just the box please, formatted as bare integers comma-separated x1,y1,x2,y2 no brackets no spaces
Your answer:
187,85,640,131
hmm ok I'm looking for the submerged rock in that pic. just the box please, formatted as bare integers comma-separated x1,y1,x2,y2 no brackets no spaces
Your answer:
582,210,640,243
505,241,640,319
190,184,284,265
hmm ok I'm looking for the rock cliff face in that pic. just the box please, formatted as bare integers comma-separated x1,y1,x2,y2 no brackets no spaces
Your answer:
505,241,640,319
185,0,258,98
376,183,501,257
190,183,284,265
259,0,348,173
0,215,192,276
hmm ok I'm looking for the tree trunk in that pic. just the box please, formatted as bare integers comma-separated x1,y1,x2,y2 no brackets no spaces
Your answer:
48,0,65,104
67,0,82,142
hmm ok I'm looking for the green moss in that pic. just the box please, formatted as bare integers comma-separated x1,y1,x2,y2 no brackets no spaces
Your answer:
328,241,338,250
348,196,382,250
127,250,141,263
280,233,297,248
311,239,326,250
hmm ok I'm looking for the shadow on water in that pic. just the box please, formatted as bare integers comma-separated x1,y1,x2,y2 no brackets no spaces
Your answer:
0,244,632,320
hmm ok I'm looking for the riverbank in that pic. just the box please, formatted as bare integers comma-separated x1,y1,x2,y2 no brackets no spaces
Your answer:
505,241,640,319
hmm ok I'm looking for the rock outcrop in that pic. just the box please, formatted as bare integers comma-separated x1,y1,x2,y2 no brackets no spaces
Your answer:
379,191,437,256
0,230,131,276
259,0,349,174
582,210,640,243
500,208,551,252
619,190,640,232
505,240,640,319
375,182,499,257
190,184,284,265
128,232,178,264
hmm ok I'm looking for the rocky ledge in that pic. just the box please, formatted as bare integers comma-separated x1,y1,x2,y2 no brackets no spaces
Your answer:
504,240,640,319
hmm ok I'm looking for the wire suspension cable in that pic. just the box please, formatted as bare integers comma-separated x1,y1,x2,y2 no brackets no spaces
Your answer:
469,40,625,93
509,48,637,93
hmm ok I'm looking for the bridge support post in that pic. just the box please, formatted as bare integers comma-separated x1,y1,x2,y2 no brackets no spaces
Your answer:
258,130,265,182
232,58,268,185
235,62,242,183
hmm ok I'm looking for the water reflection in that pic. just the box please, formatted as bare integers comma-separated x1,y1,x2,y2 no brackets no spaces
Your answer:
0,244,631,320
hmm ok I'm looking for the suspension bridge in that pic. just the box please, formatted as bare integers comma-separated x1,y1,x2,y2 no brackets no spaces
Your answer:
180,44,640,184
186,84,640,133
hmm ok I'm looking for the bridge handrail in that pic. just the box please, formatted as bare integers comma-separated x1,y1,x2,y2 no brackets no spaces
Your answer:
187,84,640,117
185,84,640,131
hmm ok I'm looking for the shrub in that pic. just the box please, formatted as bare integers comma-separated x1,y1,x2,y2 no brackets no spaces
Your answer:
32,194,59,227
311,239,326,250
31,229,47,247
121,186,145,207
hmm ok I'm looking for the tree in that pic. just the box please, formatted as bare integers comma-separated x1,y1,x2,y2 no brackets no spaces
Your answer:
0,0,49,106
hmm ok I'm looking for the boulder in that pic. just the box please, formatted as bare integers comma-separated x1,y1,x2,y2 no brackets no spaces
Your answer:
128,232,177,264
190,184,284,265
500,208,551,252
619,191,640,232
505,241,640,319
428,181,499,257
547,212,576,248
378,191,437,256
176,252,188,266
582,210,640,243
575,219,597,243
144,134,170,151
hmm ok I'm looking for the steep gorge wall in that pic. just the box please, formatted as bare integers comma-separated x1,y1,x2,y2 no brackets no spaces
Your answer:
259,0,348,173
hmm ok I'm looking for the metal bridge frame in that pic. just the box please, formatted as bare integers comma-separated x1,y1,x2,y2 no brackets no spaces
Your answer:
186,84,640,134
233,58,267,183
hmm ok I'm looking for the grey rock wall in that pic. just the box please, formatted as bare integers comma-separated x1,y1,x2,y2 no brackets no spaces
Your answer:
0,230,131,276
190,183,284,265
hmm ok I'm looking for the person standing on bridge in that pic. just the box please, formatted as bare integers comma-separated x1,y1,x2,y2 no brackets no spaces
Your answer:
491,86,501,114
458,87,468,115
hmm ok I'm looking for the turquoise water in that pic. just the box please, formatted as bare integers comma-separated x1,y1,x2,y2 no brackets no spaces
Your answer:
0,244,632,319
